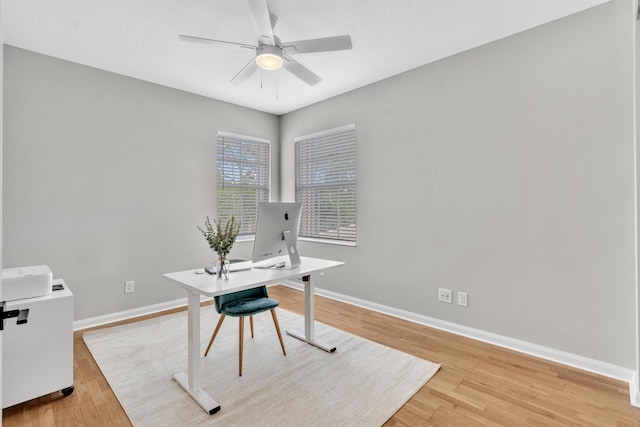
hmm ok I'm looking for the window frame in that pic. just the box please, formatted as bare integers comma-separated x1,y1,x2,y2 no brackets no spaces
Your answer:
295,123,357,246
216,131,271,240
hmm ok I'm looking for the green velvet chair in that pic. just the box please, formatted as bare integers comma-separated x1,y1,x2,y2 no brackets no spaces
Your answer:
204,271,286,376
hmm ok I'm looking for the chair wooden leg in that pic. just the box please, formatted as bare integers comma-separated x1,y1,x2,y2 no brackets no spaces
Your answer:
204,314,226,357
270,309,287,356
249,315,254,338
239,317,244,376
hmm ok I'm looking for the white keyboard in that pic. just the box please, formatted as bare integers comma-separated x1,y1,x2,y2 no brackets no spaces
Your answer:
228,261,253,272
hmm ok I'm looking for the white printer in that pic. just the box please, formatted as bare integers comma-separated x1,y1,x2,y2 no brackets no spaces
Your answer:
2,265,53,301
1,265,74,408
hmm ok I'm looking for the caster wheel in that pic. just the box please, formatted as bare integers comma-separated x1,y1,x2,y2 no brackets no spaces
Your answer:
61,386,75,397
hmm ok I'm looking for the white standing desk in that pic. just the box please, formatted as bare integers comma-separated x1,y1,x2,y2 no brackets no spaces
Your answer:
163,256,344,415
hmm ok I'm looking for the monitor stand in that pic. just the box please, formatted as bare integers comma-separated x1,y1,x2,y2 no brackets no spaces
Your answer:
252,230,301,270
283,230,301,269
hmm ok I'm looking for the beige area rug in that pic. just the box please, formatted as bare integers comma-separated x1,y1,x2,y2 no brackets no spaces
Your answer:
83,306,440,427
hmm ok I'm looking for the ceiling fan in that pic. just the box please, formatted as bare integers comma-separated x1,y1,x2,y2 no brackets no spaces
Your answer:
179,0,352,86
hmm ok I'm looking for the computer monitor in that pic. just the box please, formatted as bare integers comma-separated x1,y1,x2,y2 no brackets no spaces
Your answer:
252,202,302,269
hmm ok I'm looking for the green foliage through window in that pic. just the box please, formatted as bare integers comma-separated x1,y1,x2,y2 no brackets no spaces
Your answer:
217,132,270,236
295,124,356,242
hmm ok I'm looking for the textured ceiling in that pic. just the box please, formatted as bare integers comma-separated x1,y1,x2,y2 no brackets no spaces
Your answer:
5,0,609,115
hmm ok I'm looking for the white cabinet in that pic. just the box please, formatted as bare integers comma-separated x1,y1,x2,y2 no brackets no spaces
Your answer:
2,279,74,408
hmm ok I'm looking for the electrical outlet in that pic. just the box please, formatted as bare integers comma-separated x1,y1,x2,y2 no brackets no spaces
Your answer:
438,288,452,303
457,291,468,307
125,280,135,294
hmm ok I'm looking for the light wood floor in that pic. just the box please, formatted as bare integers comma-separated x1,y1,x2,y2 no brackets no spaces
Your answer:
4,285,640,426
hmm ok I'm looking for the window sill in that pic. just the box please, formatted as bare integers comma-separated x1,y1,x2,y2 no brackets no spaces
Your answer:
236,235,356,247
299,237,357,247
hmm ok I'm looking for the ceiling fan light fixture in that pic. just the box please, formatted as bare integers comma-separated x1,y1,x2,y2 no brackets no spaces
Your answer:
255,45,283,70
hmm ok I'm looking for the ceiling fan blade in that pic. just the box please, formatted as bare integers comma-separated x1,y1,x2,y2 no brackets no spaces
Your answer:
281,35,352,54
245,0,275,45
179,35,255,50
231,58,259,84
282,55,321,86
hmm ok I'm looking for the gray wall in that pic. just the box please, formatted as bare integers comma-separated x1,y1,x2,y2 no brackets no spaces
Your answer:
281,0,637,368
636,6,640,377
1,0,4,304
3,46,279,320
3,0,637,370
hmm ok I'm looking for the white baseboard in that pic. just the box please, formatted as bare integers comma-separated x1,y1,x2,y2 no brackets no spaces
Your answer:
630,372,640,408
280,281,638,397
73,295,212,331
73,281,640,406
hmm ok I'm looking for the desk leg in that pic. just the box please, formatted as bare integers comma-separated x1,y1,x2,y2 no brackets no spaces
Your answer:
286,275,336,353
172,292,221,415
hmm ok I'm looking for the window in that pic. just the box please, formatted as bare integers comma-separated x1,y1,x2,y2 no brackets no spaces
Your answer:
217,131,270,236
295,124,356,243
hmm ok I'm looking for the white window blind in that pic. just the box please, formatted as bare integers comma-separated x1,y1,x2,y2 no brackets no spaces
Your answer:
295,124,356,243
217,132,270,236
